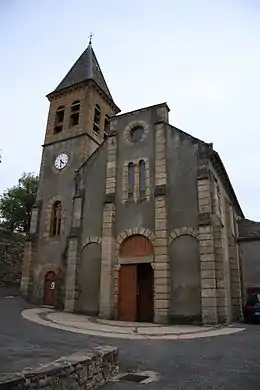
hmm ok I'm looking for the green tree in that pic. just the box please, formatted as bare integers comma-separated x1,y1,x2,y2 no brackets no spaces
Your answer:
0,173,39,234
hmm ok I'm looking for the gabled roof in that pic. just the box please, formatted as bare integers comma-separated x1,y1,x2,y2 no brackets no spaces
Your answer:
50,42,115,104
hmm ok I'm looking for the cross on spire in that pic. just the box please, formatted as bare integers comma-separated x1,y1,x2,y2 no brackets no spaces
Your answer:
88,32,93,44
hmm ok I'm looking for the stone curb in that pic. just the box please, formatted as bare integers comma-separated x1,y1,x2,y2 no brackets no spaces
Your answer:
21,308,245,340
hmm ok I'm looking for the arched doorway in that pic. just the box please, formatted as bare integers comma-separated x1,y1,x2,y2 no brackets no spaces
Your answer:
118,234,154,322
43,271,57,306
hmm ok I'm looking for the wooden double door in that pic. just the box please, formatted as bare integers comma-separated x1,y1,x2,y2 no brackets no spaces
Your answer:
118,263,154,322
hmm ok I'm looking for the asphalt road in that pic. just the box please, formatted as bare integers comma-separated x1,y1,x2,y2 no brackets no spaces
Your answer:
1,286,260,389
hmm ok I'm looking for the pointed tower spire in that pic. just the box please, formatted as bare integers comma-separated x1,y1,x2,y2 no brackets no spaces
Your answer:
48,39,119,112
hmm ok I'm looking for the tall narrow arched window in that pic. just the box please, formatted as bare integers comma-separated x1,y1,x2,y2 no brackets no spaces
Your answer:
128,162,135,199
54,106,65,134
70,100,80,127
50,201,62,236
93,104,101,133
139,160,146,199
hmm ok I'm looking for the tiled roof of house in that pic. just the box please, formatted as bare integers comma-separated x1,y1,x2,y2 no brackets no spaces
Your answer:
238,218,260,241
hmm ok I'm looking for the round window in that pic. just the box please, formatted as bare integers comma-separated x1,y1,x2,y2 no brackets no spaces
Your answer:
130,126,144,142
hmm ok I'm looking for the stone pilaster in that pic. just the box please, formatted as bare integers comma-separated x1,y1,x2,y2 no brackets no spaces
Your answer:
197,166,218,325
99,135,117,319
213,213,230,323
64,196,82,312
99,203,116,318
153,121,170,324
225,199,242,320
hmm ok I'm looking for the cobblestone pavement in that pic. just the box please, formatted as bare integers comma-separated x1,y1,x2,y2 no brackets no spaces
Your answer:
1,287,260,389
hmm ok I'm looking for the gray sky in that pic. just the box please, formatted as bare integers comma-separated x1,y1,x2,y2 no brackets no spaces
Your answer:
0,0,259,219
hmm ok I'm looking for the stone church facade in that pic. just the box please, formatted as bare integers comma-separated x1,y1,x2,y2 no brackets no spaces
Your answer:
21,41,245,325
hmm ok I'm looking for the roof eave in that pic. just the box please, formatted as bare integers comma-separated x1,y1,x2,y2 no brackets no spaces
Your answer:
46,79,121,114
210,150,244,218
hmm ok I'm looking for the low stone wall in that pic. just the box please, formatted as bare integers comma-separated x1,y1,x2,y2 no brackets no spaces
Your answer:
0,346,119,390
0,229,25,285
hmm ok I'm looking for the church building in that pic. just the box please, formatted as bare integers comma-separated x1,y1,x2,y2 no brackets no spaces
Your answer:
21,40,246,325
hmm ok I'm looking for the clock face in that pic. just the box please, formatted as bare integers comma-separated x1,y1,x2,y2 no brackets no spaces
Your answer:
54,153,69,170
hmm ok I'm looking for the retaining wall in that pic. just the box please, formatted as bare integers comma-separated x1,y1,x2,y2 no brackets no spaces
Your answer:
0,346,119,390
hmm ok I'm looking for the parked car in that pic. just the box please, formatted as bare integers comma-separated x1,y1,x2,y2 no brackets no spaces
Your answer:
243,293,260,323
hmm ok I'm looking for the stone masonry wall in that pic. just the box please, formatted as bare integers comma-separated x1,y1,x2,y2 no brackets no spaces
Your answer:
99,133,117,319
0,229,26,285
0,346,119,390
153,121,170,324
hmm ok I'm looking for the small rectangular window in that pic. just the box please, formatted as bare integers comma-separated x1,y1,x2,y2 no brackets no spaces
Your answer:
54,125,63,134
71,102,80,112
56,110,64,123
54,106,65,134
93,123,100,133
70,100,80,127
93,105,101,134
104,116,109,139
70,112,79,127
104,115,109,134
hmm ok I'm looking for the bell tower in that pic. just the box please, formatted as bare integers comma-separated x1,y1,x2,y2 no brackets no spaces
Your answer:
44,38,120,157
21,39,120,303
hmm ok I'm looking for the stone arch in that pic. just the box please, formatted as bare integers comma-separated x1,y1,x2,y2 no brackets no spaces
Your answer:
114,228,155,320
120,234,154,257
169,226,198,244
81,236,102,251
37,263,60,281
44,196,65,238
169,233,201,322
115,227,155,256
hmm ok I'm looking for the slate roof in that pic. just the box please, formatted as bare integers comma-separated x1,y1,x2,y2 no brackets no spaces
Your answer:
238,219,260,241
52,43,114,102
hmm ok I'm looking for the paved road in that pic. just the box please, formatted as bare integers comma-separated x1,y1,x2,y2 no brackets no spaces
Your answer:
1,286,260,389
0,286,102,373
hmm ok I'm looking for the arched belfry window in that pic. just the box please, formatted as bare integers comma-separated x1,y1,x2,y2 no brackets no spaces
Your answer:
50,201,62,236
70,100,80,127
54,106,65,134
93,104,101,133
139,160,146,199
128,162,134,199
